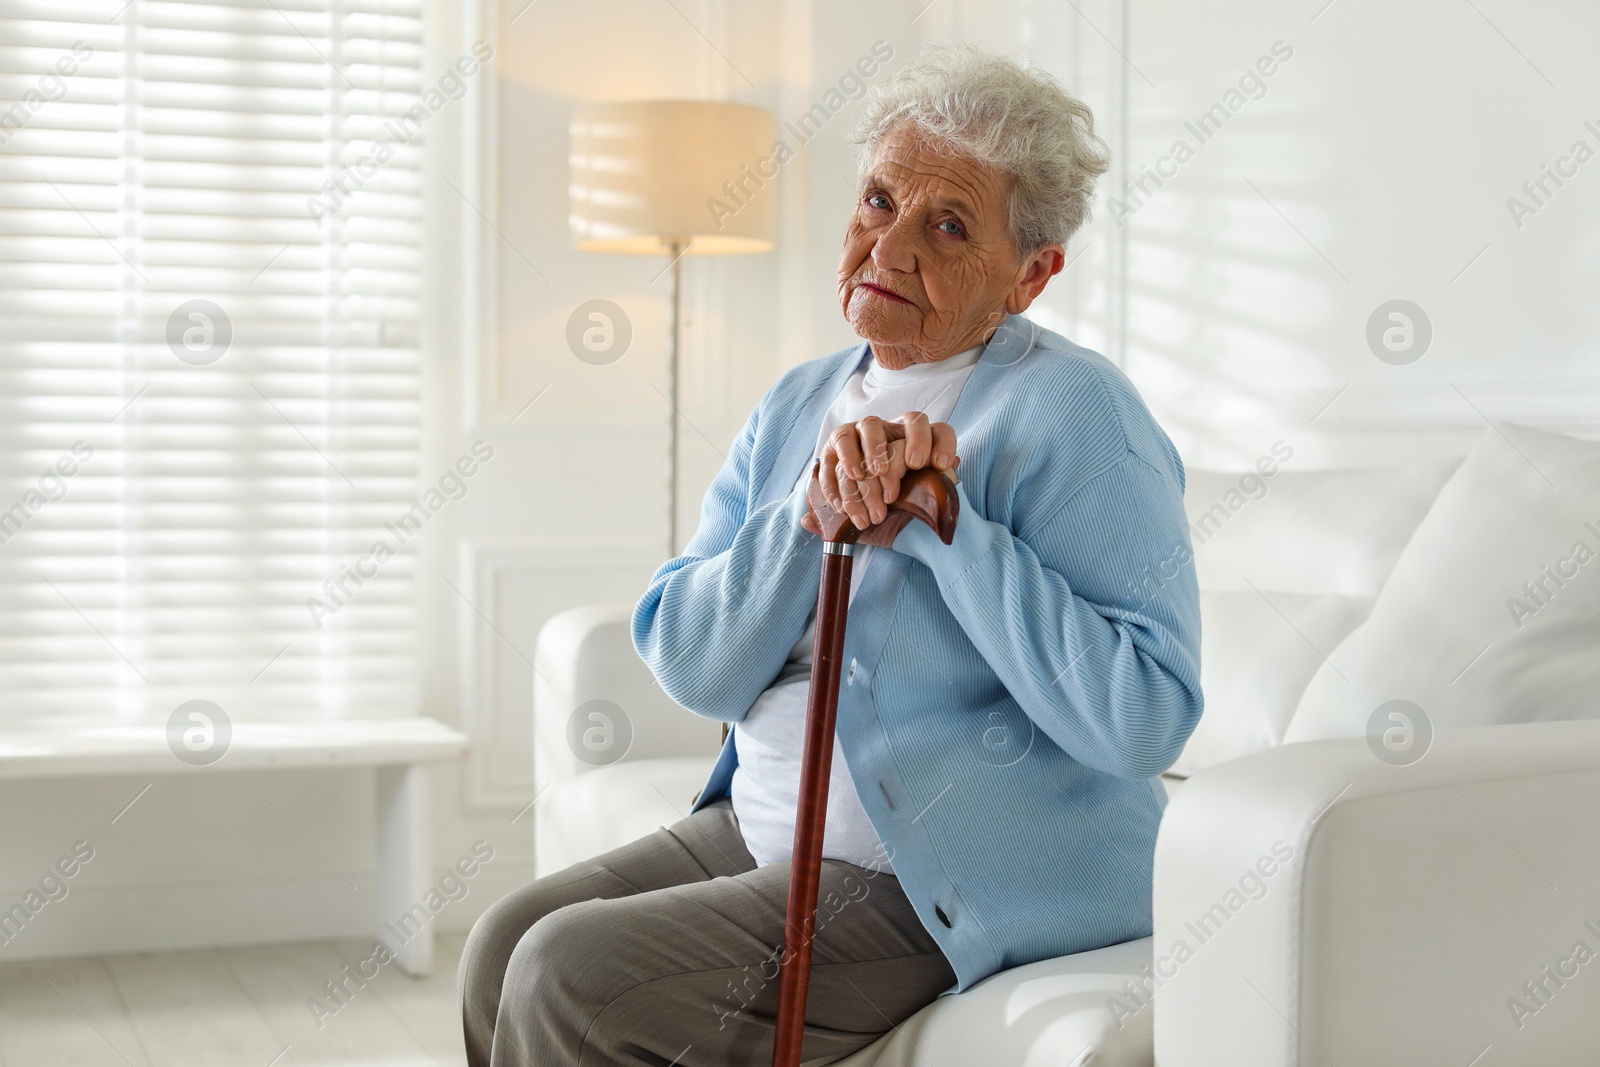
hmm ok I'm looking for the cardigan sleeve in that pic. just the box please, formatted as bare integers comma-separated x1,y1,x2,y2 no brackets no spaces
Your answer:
892,451,1204,779
631,404,823,722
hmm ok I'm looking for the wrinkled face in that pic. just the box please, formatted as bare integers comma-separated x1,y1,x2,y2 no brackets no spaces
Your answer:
837,123,1052,369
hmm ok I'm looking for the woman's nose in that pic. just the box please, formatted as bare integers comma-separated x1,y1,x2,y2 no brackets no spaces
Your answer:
870,219,917,274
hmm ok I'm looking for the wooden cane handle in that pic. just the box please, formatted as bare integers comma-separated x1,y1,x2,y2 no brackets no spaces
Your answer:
804,462,960,546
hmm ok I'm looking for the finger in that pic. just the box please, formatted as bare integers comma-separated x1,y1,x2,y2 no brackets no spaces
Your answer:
878,439,906,504
831,425,868,482
929,422,958,471
858,416,891,476
800,510,819,535
897,411,932,469
855,465,887,526
835,459,872,530
820,451,844,513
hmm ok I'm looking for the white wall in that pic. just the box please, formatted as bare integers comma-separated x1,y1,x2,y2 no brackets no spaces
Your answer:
6,0,1594,965
1117,0,1600,467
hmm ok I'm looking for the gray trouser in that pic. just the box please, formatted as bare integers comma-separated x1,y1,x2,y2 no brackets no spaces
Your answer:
459,798,956,1067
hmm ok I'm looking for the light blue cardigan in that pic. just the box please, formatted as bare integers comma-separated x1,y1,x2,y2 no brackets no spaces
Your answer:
632,315,1203,993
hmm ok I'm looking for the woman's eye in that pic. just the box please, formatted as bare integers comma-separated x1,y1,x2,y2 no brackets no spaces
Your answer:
937,219,965,237
866,193,892,211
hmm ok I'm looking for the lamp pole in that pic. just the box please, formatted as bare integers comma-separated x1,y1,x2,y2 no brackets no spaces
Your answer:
665,238,685,559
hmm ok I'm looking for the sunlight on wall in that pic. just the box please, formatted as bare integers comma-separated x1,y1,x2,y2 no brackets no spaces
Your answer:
1121,0,1600,469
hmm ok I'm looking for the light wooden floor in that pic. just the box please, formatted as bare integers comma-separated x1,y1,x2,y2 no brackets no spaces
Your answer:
0,934,469,1067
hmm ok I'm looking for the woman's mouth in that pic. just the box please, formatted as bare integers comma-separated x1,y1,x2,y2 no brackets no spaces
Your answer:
858,282,912,305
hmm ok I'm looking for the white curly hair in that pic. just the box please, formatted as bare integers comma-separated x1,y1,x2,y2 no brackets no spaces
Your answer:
851,42,1111,253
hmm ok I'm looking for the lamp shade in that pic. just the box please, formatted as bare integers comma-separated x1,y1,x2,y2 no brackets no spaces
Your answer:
569,101,777,255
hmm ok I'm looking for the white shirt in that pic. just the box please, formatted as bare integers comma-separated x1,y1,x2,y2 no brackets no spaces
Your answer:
731,346,982,872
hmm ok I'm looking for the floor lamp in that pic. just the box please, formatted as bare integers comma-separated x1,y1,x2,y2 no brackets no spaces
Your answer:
569,101,776,558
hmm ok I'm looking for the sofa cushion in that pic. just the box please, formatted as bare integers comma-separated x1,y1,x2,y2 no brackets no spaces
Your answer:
1171,590,1372,776
1288,424,1600,744
834,936,1154,1066
1173,460,1458,774
1184,460,1460,597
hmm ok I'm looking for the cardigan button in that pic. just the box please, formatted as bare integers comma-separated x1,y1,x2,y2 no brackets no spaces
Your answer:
846,658,857,685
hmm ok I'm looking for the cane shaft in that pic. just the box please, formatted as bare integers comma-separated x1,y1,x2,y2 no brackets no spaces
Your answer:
771,544,854,1067
768,465,958,1067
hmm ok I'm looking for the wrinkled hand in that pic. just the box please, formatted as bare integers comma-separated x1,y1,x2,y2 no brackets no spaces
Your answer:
801,412,959,547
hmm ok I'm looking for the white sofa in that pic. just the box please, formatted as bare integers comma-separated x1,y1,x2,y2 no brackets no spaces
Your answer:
532,424,1600,1066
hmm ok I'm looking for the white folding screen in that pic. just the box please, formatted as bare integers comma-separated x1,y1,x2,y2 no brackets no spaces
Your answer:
0,0,424,722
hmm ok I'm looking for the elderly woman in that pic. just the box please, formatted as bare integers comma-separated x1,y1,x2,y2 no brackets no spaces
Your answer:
462,43,1201,1066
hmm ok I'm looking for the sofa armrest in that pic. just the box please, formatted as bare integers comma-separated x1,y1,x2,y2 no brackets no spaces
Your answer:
534,756,718,877
533,604,722,799
1152,719,1600,1067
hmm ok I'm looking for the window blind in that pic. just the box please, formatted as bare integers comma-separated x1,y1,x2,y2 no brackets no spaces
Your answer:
0,0,424,723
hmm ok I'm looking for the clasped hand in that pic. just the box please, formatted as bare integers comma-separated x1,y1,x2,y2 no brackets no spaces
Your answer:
800,412,959,547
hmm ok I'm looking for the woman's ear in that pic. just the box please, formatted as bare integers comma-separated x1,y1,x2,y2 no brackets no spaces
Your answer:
1005,244,1065,314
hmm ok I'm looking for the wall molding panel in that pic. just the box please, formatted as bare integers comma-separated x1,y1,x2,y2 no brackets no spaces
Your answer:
454,538,661,812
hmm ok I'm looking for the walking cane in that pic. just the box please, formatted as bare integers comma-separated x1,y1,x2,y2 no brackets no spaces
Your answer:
770,460,960,1067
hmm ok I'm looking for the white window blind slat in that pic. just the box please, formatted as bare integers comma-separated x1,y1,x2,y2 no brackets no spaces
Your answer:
0,0,425,722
